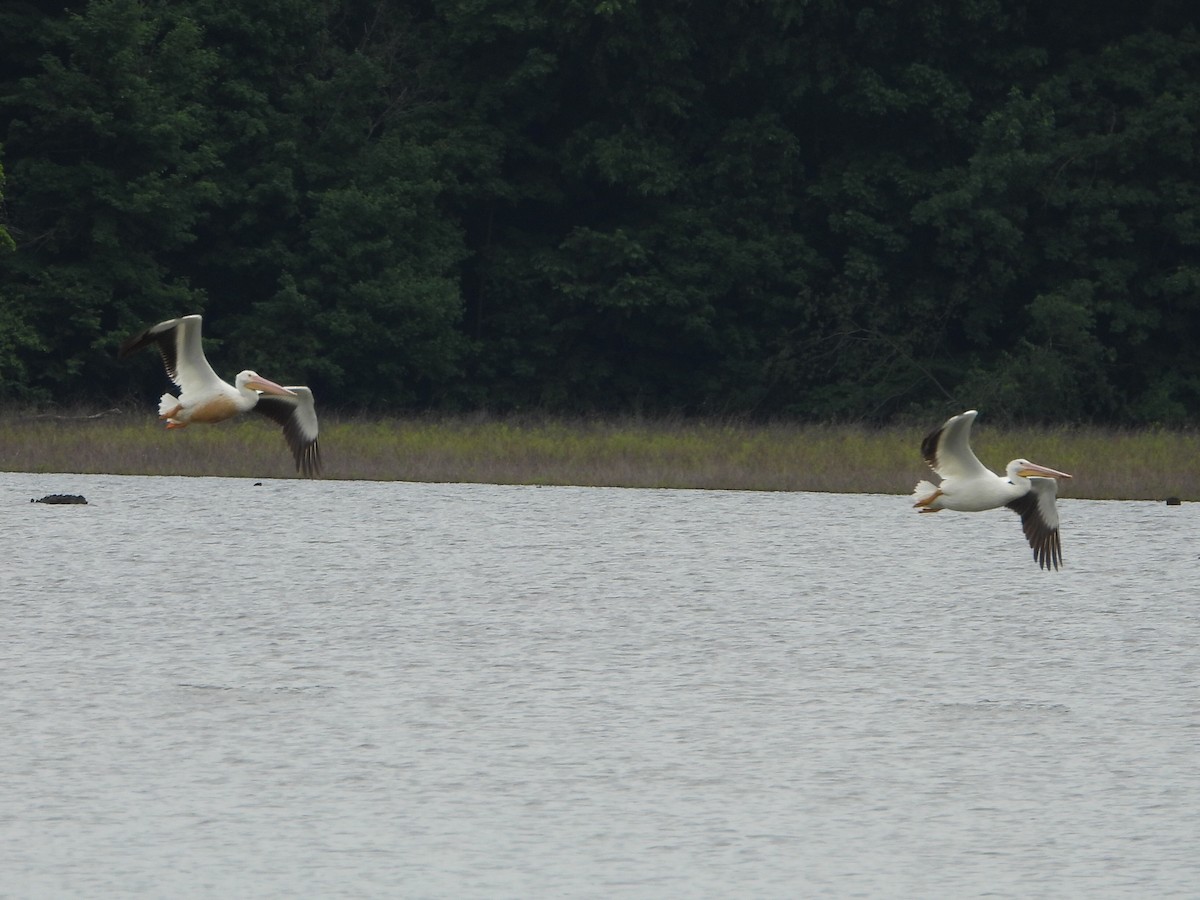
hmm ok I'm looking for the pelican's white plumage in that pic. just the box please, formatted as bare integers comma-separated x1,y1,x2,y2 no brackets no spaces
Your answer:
119,314,322,477
912,410,1071,570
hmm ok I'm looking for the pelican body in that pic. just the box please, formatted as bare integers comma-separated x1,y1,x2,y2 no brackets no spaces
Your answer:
912,410,1071,570
119,314,322,477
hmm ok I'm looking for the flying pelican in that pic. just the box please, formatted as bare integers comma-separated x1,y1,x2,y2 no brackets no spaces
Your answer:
119,314,321,477
912,410,1071,570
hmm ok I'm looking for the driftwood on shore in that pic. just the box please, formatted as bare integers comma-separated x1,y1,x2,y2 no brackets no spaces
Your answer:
23,408,122,421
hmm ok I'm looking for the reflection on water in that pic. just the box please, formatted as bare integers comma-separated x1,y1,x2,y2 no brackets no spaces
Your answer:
2,472,1198,897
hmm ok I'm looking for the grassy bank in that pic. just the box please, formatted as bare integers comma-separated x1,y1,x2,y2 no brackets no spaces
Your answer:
2,408,1196,500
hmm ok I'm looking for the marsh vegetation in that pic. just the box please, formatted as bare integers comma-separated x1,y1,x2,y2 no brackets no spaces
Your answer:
2,409,1194,501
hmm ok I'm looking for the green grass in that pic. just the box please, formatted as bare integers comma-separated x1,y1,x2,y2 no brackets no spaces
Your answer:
2,408,1196,500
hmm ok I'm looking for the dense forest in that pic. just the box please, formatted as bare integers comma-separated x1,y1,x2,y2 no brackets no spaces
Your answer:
0,0,1197,423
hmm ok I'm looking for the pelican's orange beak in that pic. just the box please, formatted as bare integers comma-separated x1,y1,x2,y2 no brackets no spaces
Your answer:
245,375,296,397
1018,462,1072,480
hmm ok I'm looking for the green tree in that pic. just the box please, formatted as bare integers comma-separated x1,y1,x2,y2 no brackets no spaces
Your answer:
1,0,471,407
0,157,13,253
166,0,469,407
914,24,1200,423
0,0,220,401
1,0,1196,423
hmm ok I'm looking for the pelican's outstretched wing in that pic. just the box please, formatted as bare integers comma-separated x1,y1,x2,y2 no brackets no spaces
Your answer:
921,409,993,481
254,386,322,477
1006,477,1063,570
118,315,223,395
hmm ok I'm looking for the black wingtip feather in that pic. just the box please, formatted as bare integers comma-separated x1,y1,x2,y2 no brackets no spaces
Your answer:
253,396,322,478
1007,491,1063,571
117,322,179,382
920,425,943,470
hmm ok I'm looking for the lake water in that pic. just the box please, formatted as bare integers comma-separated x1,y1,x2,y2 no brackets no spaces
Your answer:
2,471,1198,898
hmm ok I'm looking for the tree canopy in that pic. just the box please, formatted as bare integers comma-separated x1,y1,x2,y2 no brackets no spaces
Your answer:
1,0,1197,423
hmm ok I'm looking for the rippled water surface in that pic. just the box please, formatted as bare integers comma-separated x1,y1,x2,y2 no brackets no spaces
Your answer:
3,471,1198,898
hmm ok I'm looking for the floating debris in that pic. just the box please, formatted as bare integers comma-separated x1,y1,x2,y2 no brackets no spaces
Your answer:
1165,497,1182,506
32,494,88,505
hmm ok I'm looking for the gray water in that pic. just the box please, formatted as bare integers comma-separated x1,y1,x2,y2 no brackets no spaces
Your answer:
2,471,1197,898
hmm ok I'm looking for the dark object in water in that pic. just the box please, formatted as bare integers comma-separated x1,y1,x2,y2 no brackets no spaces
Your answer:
1165,497,1182,506
32,494,88,505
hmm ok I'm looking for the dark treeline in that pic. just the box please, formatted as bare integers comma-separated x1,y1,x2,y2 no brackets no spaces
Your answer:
1,0,1197,423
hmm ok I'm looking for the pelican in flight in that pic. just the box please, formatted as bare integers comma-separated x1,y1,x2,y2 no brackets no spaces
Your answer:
119,314,321,477
912,410,1071,570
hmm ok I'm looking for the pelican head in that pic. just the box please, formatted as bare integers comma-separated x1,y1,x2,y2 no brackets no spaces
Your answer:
1009,458,1073,481
235,370,296,397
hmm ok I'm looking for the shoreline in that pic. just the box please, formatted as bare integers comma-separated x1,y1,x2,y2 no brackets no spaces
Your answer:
1,410,1195,501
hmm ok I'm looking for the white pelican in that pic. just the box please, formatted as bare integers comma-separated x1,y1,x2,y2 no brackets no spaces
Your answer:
119,314,321,477
912,410,1071,570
